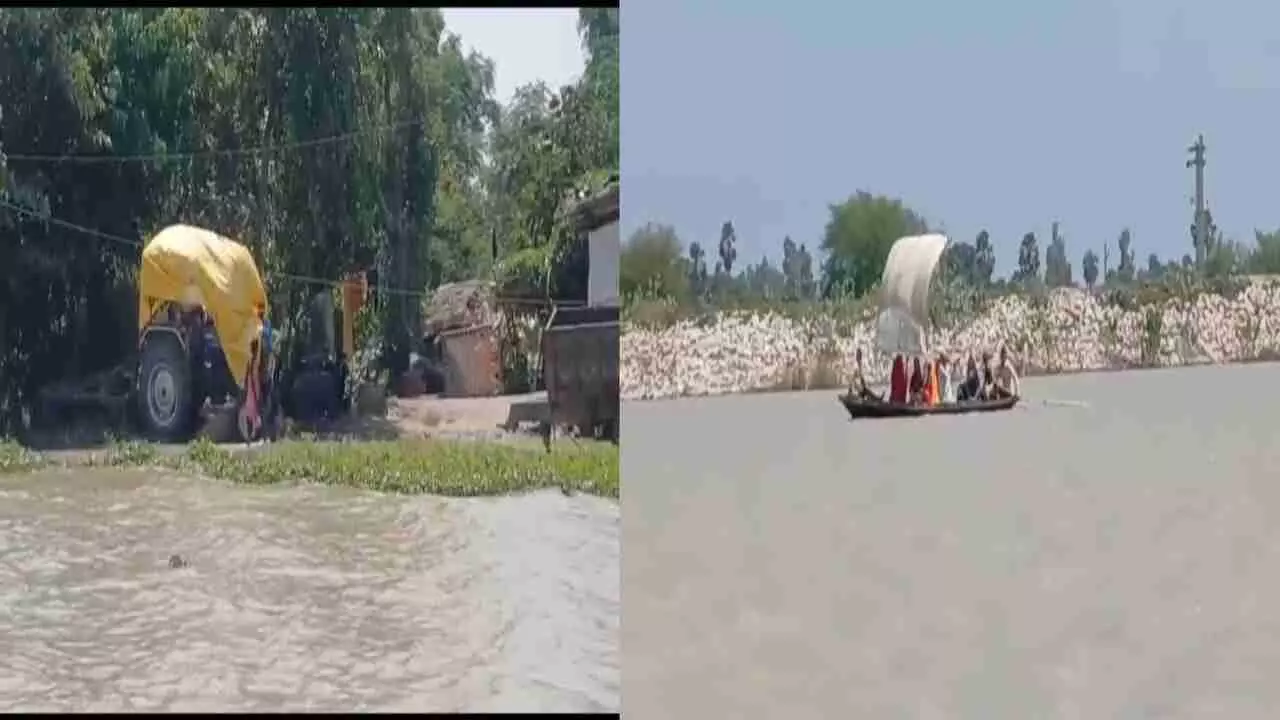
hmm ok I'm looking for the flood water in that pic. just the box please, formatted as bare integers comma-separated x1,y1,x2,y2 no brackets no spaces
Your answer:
624,363,1280,719
0,471,618,712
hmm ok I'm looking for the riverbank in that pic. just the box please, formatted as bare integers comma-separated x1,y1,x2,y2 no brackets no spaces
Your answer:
0,437,619,499
621,282,1280,400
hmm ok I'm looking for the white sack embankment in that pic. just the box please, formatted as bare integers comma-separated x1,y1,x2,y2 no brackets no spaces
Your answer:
621,284,1280,401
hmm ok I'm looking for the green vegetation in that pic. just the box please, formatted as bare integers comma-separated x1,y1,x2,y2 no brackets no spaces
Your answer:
0,9,619,434
624,190,1280,331
0,437,619,498
0,441,43,474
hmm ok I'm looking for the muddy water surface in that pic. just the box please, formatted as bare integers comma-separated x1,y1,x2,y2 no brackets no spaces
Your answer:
625,364,1280,720
0,470,618,712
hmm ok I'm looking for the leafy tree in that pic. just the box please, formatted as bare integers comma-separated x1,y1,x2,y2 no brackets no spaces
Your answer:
717,220,738,276
795,243,816,299
687,241,709,297
974,230,996,286
780,236,798,297
1205,239,1244,278
819,191,928,298
1082,249,1100,289
1044,223,1072,287
742,256,786,299
941,240,979,286
1013,232,1041,285
576,9,619,170
1146,253,1163,278
773,236,816,300
775,237,817,300
1116,228,1136,283
1249,229,1280,274
620,224,688,300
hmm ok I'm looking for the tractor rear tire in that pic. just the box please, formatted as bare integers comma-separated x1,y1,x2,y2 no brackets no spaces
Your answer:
138,333,196,442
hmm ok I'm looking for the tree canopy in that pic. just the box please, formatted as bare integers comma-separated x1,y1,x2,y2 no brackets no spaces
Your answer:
820,192,929,298
621,223,688,301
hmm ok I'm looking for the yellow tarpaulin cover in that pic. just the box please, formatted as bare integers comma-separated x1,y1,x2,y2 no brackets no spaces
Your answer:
138,224,268,389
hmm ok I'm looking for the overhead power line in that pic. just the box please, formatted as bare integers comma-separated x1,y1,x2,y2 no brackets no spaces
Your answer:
0,197,141,250
0,197,577,307
2,119,420,165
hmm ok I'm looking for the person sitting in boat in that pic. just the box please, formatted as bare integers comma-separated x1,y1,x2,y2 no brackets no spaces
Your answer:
890,353,911,404
908,356,926,404
980,351,996,400
990,346,1021,399
937,353,956,404
957,354,983,401
849,348,880,401
921,358,938,405
931,358,942,404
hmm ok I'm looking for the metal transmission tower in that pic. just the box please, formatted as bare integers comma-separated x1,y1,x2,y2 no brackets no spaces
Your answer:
1187,135,1207,266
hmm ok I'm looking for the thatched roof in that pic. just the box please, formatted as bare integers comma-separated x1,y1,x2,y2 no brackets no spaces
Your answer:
421,280,497,337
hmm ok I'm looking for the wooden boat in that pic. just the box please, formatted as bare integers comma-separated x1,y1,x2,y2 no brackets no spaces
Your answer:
842,232,1020,421
838,393,1018,419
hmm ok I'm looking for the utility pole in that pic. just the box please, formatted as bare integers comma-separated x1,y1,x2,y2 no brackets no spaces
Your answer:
1187,134,1207,266
1050,221,1061,285
1103,243,1110,279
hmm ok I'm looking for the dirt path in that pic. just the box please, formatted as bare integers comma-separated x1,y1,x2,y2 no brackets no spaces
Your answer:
21,392,552,462
388,392,548,438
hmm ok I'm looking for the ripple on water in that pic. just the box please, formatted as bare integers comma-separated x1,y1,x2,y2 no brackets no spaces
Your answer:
0,468,618,713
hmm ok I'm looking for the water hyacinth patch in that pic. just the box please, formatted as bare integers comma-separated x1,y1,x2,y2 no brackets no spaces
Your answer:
0,437,619,499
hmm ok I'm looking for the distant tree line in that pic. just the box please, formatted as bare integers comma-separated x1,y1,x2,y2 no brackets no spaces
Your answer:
624,191,1280,310
621,220,817,305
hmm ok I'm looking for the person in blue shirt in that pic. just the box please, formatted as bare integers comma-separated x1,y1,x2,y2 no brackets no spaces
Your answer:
261,318,273,360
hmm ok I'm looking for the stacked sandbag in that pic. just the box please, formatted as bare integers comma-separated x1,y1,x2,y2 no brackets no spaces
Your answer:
621,281,1280,401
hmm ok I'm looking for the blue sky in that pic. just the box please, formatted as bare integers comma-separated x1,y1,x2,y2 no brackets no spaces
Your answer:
442,8,584,105
622,0,1280,277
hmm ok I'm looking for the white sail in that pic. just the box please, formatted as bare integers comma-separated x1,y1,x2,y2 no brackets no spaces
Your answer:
875,304,928,356
873,233,949,356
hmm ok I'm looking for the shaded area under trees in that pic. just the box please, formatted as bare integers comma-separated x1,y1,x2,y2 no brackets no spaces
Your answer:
0,8,619,433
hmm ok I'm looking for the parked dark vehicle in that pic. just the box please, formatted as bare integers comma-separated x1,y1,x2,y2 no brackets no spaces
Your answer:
541,304,619,443
536,179,620,447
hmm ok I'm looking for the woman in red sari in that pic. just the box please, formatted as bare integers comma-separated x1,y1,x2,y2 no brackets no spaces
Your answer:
908,357,926,403
888,354,908,404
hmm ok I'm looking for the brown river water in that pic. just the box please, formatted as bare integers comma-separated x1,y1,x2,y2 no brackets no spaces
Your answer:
0,469,618,712
625,364,1280,720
